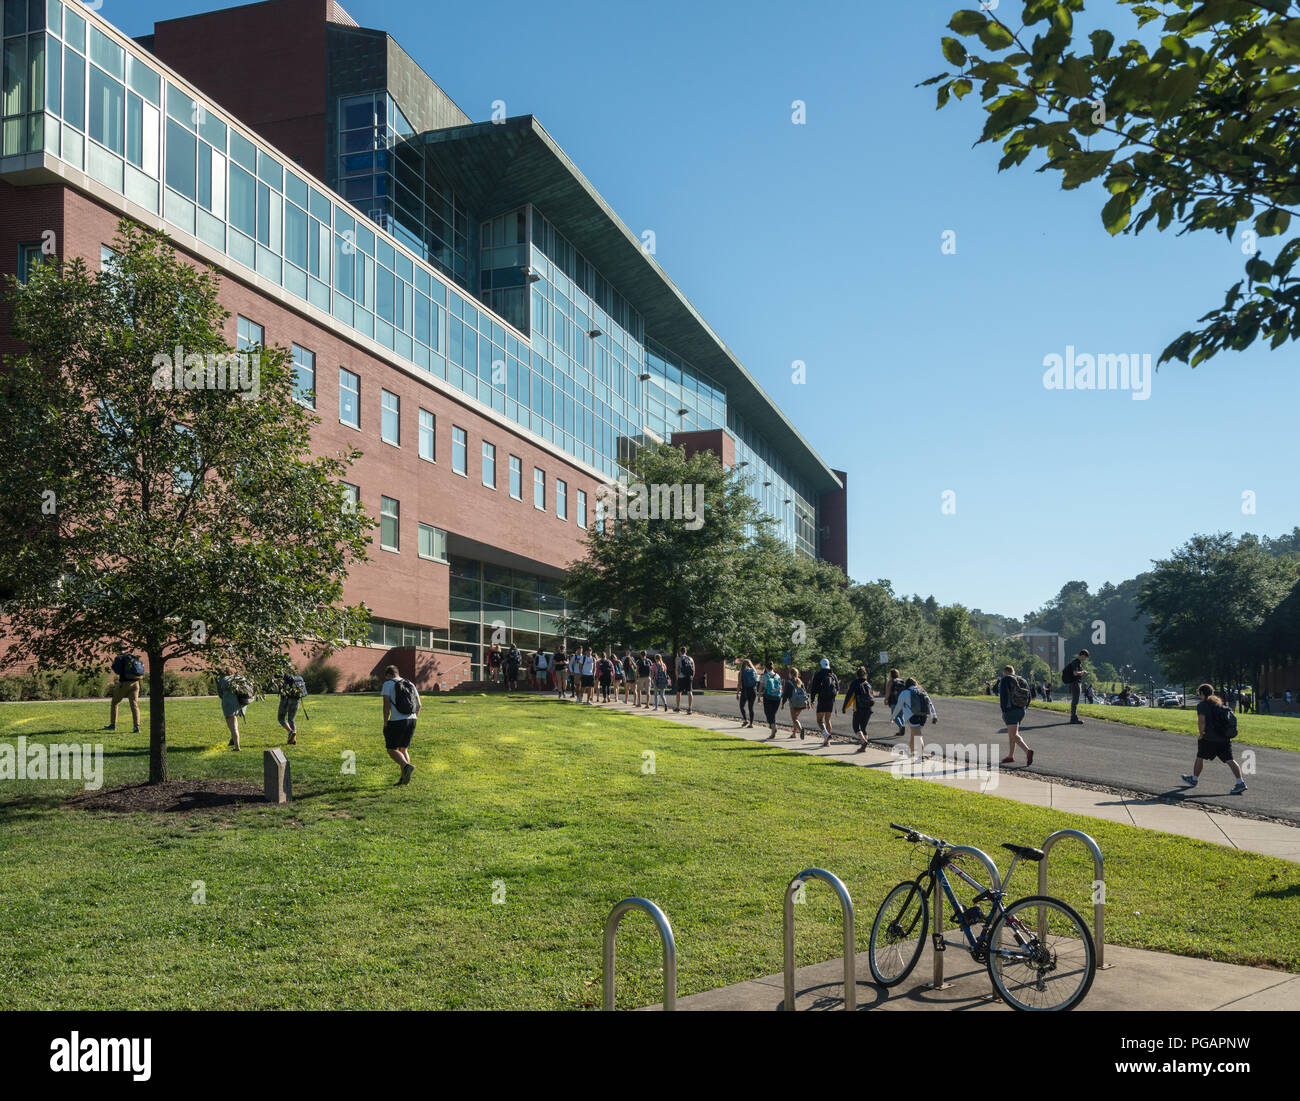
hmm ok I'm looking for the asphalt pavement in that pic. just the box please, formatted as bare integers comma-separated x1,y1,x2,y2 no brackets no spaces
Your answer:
677,691,1300,823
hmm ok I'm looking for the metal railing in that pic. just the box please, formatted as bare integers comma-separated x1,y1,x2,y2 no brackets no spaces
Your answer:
927,846,1001,991
1038,828,1107,968
602,897,677,1011
783,868,856,1011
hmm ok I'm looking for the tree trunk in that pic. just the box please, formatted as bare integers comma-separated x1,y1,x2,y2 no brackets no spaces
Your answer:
147,652,167,784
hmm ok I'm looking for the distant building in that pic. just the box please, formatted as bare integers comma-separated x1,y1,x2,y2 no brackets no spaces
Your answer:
1014,629,1067,674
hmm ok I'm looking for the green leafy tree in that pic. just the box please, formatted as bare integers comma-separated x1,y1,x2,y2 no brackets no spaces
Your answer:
928,0,1300,367
936,604,994,694
0,221,371,783
1137,532,1294,687
850,581,946,689
560,442,765,660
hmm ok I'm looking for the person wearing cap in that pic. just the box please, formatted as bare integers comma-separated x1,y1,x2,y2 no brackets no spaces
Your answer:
808,657,840,748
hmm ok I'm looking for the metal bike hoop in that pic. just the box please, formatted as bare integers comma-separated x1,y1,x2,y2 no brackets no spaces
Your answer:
928,845,1001,990
602,897,677,1011
1038,828,1108,969
784,868,856,1011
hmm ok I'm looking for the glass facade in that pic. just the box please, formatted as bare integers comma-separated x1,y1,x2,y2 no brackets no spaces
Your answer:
8,1,828,561
448,555,573,679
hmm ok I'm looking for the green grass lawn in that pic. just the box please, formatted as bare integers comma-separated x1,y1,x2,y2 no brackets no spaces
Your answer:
2,693,1298,1009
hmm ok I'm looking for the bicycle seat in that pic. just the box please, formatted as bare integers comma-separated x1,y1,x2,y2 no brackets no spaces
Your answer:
1002,843,1045,862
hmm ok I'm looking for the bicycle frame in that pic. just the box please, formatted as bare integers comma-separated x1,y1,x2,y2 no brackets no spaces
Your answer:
918,846,1040,961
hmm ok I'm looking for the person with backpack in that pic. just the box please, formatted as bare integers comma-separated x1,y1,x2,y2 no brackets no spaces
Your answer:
505,644,521,691
736,658,758,728
808,658,840,747
674,647,695,714
597,652,614,702
756,660,785,738
105,651,145,734
580,647,596,703
621,651,639,706
1183,684,1247,792
487,643,503,684
841,666,874,752
533,649,548,691
1063,649,1089,724
380,664,421,785
996,664,1034,766
650,654,670,710
884,667,908,738
891,676,938,759
277,669,308,746
216,670,254,751
636,650,652,708
785,668,810,739
552,646,567,698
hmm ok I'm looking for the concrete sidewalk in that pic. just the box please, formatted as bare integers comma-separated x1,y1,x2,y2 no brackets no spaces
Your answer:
586,699,1300,863
639,940,1300,1011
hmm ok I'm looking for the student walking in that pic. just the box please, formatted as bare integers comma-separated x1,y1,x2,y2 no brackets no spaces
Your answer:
842,666,874,752
569,649,583,698
277,669,308,745
636,650,652,708
487,643,503,684
623,650,639,705
216,671,252,751
809,658,840,748
785,668,809,739
674,647,695,714
505,644,521,691
650,654,670,710
380,665,420,785
581,648,596,703
597,652,614,702
1183,684,1247,793
104,651,145,733
552,646,567,698
758,661,784,738
737,658,758,728
884,667,907,738
1063,649,1089,724
891,677,938,759
996,665,1034,765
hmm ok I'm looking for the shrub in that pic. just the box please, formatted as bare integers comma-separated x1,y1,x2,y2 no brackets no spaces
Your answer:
302,662,340,695
345,674,382,693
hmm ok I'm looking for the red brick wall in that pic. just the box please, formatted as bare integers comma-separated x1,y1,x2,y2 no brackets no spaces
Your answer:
7,186,604,675
819,468,848,573
672,427,735,469
148,0,330,179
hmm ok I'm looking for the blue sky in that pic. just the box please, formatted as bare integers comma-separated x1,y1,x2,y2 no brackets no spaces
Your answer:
108,0,1300,618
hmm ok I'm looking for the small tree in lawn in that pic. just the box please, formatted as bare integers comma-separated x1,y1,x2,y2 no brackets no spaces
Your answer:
0,220,372,783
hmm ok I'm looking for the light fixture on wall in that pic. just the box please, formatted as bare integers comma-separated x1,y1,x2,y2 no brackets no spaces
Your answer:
523,267,541,283
588,328,603,339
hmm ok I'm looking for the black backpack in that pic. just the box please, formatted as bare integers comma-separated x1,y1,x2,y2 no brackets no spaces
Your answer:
1211,703,1238,740
391,678,418,715
854,680,874,711
637,657,651,677
1009,675,1031,709
910,686,931,716
679,655,694,676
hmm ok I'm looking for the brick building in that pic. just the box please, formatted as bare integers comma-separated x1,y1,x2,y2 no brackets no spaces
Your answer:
0,0,847,688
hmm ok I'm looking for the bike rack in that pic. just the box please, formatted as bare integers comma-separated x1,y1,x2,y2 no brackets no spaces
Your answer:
1038,829,1108,969
927,846,1001,991
784,869,856,1011
602,897,677,1011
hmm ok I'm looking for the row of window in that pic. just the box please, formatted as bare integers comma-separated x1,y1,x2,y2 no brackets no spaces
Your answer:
232,310,592,536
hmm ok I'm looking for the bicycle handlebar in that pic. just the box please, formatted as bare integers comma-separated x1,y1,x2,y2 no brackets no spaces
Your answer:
889,823,944,848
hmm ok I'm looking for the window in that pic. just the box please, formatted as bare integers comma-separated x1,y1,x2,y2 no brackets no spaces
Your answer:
509,455,522,500
452,426,467,475
557,479,568,520
577,489,588,529
17,241,46,282
380,495,399,551
418,409,435,462
291,344,315,407
533,467,545,510
418,523,448,562
596,495,606,534
339,368,360,428
340,482,359,516
236,315,263,350
381,389,400,445
481,441,496,488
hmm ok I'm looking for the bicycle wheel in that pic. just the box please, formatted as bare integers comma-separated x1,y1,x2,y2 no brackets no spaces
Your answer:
869,880,929,986
985,895,1096,1011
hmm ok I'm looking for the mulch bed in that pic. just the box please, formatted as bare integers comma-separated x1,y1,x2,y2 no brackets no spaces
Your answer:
66,780,266,815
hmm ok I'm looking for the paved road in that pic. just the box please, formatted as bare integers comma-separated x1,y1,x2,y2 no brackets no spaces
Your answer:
676,691,1300,823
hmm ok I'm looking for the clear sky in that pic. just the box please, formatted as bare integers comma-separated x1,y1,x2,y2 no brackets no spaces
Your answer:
108,0,1300,619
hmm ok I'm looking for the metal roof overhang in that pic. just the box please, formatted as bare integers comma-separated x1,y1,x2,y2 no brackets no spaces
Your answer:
415,115,842,495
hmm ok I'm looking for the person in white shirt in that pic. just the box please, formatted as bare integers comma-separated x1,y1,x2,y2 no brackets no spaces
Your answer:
568,651,582,698
581,648,597,703
534,649,549,691
890,677,938,759
380,664,421,786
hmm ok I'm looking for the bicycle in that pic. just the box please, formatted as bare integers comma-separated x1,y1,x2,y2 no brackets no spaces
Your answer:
868,823,1096,1011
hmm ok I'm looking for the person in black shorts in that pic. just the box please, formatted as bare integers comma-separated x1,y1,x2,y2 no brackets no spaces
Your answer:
996,664,1033,766
1183,683,1247,792
841,666,874,752
675,647,695,714
809,658,839,747
380,664,421,785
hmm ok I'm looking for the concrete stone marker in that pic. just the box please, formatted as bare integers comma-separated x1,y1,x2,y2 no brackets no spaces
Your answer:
263,747,292,804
